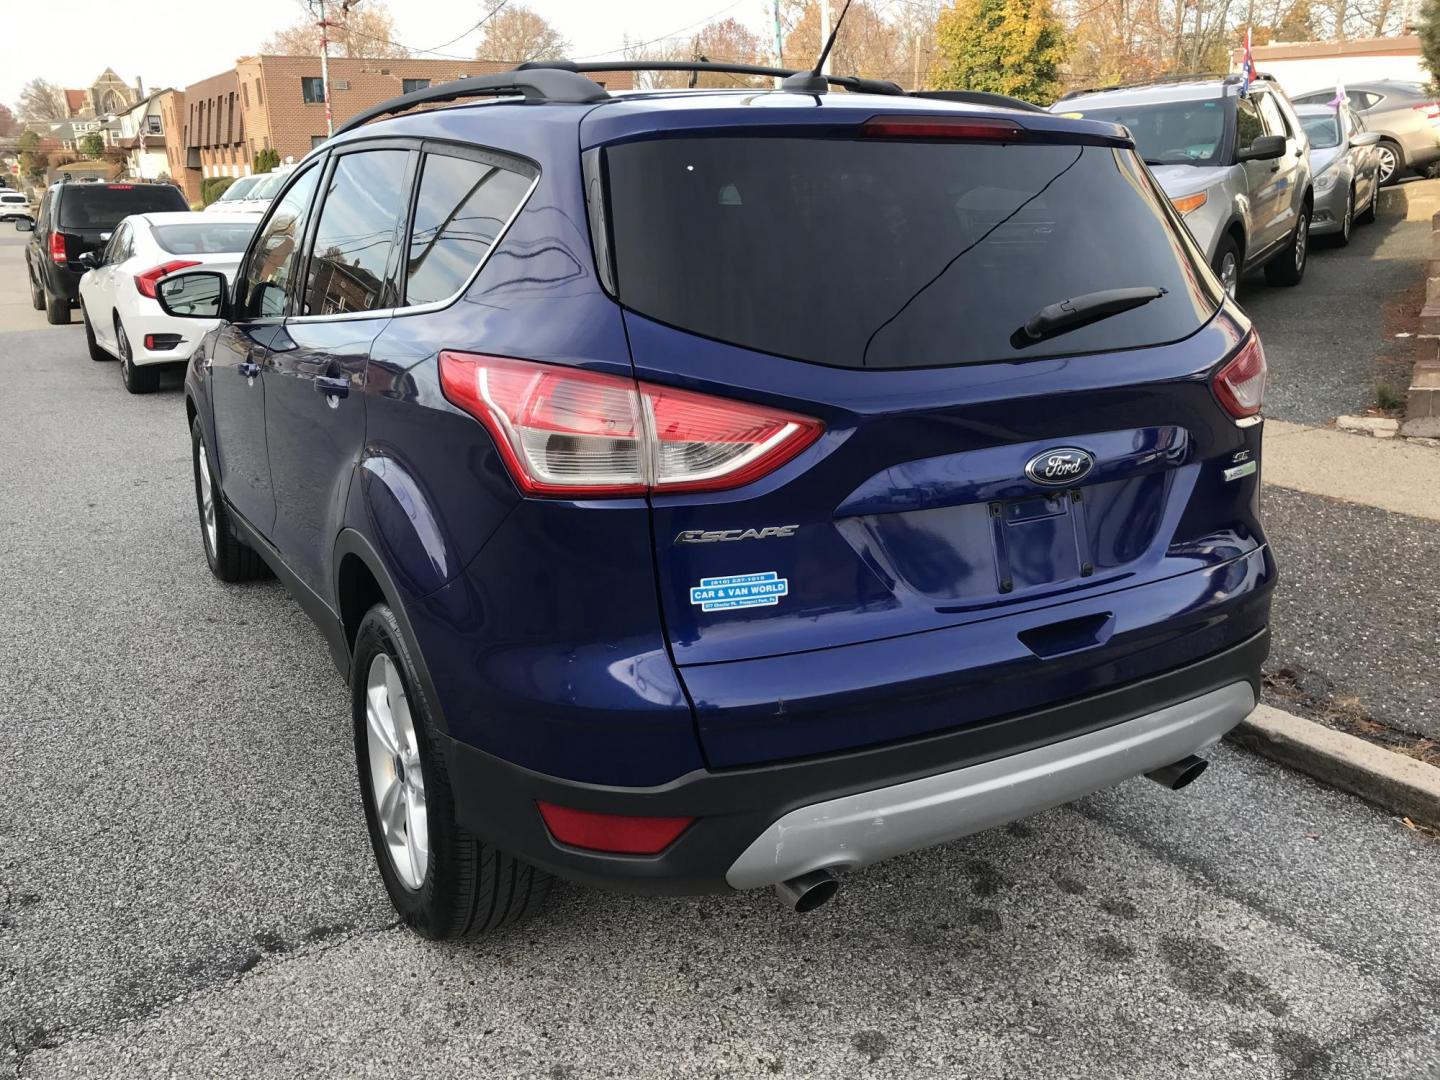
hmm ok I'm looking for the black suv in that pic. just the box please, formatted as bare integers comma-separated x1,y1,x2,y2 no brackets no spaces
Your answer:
18,181,189,324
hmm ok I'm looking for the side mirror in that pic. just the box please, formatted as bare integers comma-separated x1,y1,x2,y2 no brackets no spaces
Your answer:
156,271,231,321
77,251,100,270
1351,131,1381,148
1237,134,1286,162
13,216,34,232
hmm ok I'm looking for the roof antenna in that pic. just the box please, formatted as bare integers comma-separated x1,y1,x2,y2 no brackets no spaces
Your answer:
781,0,854,95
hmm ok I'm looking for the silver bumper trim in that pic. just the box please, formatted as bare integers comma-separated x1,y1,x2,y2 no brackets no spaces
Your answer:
726,681,1255,890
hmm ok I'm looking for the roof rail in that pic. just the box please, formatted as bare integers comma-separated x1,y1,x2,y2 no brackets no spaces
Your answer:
332,68,609,137
518,59,906,97
1056,71,1231,101
910,89,1049,114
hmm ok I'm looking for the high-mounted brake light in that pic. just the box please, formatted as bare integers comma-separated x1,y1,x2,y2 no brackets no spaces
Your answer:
49,233,66,264
108,184,135,190
860,115,1025,141
1213,332,1267,420
537,802,694,855
438,352,824,498
135,260,201,299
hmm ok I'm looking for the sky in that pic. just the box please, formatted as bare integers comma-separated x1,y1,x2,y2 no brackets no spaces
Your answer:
0,0,782,112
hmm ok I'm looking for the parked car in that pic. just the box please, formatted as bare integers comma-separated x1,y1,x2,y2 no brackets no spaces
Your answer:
75,211,259,393
17,180,190,324
0,189,29,222
159,69,1274,937
1292,80,1440,185
203,175,264,213
1055,75,1313,299
214,168,291,215
1295,103,1383,245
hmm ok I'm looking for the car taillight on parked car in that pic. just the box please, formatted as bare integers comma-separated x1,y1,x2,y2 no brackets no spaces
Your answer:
1212,332,1267,419
438,352,824,497
134,260,201,299
1412,102,1440,124
49,233,66,264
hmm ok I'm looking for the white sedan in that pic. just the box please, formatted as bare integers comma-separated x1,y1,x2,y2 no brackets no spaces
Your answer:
77,211,260,394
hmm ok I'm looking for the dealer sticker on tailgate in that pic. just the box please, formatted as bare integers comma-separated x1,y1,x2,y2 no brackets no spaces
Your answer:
689,571,789,612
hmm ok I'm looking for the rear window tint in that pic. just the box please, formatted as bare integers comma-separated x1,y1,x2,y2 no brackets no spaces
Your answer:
58,186,187,230
603,137,1218,369
152,223,257,254
404,153,533,306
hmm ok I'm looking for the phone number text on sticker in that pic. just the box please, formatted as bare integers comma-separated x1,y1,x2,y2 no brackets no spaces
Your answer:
689,571,789,612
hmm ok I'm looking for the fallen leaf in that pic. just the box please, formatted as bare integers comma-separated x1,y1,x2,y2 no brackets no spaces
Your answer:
1402,817,1418,830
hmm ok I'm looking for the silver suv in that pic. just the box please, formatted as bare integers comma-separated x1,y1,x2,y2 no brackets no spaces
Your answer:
1054,74,1313,298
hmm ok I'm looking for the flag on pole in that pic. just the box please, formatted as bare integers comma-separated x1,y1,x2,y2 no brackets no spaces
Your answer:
1238,27,1254,98
1328,79,1348,109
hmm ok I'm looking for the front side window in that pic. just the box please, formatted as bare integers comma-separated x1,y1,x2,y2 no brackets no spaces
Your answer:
240,164,321,319
404,152,533,305
1234,97,1264,154
301,77,325,104
303,149,411,315
604,136,1219,369
1256,93,1290,138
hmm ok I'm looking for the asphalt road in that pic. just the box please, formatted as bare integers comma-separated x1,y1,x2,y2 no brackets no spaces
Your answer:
2,229,1438,1079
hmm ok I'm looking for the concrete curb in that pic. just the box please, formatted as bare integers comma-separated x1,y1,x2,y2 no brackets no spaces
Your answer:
1229,704,1440,829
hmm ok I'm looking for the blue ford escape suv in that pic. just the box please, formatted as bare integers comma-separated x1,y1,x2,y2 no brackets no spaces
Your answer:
160,64,1275,936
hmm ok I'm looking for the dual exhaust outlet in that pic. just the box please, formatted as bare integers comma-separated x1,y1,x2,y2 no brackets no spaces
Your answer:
772,753,1209,913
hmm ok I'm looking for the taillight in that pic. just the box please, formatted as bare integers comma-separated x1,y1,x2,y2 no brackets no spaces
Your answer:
135,260,201,299
1213,332,1267,419
438,352,824,497
536,802,694,854
49,233,66,264
1412,102,1440,123
861,115,1025,140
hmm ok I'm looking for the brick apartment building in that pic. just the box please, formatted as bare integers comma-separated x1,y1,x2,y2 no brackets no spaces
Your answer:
170,56,633,204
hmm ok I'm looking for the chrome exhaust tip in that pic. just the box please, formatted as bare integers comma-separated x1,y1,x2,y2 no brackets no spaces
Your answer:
774,868,840,913
1145,754,1208,791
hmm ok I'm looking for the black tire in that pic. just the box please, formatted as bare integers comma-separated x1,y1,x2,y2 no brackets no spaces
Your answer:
116,316,160,394
44,286,70,325
81,302,111,362
1210,235,1241,299
1356,181,1378,225
1375,140,1403,187
352,603,552,940
28,264,44,311
1264,205,1309,287
190,418,268,582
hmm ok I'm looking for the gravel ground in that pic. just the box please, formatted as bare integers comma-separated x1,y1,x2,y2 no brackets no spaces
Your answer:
1261,485,1440,744
1241,185,1427,424
2,231,1438,1080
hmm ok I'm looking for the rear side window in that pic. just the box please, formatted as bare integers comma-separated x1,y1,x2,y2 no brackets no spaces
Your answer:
58,185,186,229
153,223,257,254
603,136,1219,369
404,152,533,306
303,149,411,315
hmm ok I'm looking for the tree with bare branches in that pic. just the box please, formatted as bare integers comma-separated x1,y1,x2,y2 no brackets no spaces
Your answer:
476,1,568,64
17,79,68,123
262,1,410,59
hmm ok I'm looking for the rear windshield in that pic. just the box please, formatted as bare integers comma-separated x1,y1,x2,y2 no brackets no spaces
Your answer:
603,136,1218,369
1300,114,1340,148
152,222,257,254
58,186,187,230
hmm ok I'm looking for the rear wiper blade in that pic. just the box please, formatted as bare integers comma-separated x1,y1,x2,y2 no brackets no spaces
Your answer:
1012,286,1167,348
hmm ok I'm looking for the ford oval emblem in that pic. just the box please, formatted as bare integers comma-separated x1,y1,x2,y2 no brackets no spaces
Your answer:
1024,447,1095,487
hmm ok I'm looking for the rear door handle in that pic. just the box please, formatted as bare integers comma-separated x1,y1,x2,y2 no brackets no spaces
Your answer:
314,374,350,398
237,360,260,378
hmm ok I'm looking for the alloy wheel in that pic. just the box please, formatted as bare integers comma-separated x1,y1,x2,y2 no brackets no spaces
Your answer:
365,653,429,891
1219,252,1239,299
1294,214,1308,273
1376,146,1397,185
1341,191,1352,241
196,440,217,557
117,321,132,387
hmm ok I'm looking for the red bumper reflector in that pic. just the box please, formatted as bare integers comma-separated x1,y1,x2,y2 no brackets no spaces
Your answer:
536,802,694,854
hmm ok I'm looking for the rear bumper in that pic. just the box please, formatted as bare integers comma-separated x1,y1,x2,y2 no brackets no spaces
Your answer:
444,627,1268,895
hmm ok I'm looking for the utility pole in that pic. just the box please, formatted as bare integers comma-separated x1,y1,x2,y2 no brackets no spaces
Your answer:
771,0,784,87
316,0,334,137
819,1,832,75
